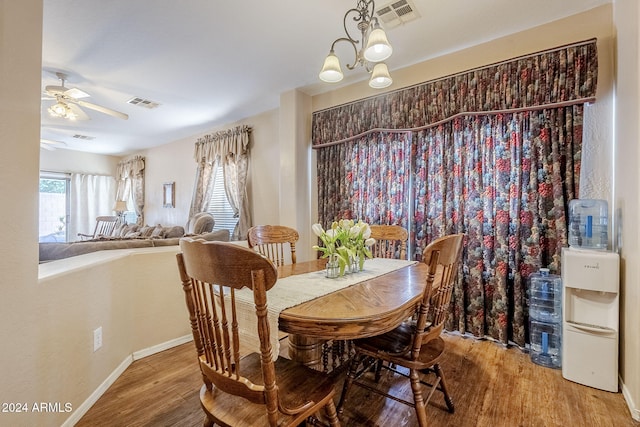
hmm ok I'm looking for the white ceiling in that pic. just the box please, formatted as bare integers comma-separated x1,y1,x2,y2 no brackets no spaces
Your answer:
41,0,610,156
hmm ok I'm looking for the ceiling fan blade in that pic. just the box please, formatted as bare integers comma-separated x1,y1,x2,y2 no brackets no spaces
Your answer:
76,99,129,120
45,84,66,94
40,139,67,150
45,85,89,99
67,103,91,121
63,87,90,99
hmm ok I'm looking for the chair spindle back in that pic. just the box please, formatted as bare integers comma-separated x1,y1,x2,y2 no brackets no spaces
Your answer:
247,225,300,266
411,234,464,360
369,225,409,260
176,238,278,405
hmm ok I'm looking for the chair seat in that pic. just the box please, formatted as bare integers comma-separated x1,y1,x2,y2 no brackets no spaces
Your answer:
354,323,445,370
200,353,337,426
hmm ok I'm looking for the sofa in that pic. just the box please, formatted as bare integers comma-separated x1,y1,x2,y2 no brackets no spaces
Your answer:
39,212,229,262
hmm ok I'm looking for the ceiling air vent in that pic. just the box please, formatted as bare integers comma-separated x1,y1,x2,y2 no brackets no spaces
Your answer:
127,97,161,109
72,134,95,140
376,0,420,29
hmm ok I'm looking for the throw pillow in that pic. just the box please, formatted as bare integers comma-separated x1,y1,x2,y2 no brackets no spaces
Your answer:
113,223,126,238
150,224,165,238
163,226,185,238
139,225,154,237
122,224,139,236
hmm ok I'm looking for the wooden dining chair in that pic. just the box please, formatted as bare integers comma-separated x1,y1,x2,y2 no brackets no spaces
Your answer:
176,238,340,427
369,224,409,259
247,225,300,266
77,216,119,240
336,233,465,427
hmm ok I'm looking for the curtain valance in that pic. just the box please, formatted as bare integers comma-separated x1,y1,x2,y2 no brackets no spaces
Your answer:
117,155,145,179
194,125,251,163
312,39,597,147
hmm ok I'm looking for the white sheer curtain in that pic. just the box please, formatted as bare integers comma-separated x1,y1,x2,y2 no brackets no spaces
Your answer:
69,173,116,239
190,125,251,240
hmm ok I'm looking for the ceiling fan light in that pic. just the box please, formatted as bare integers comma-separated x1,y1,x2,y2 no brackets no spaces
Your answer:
48,102,68,117
369,63,393,89
364,26,392,62
319,51,344,83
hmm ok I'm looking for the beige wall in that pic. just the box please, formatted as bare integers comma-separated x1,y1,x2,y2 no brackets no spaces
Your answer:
0,1,45,426
614,0,640,420
35,247,188,426
3,2,638,426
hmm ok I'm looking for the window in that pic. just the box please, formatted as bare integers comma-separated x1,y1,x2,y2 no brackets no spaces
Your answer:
207,164,238,235
39,173,70,242
121,192,138,225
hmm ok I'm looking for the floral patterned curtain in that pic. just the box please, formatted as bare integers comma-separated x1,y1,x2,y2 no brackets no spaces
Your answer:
312,40,597,146
116,156,145,225
317,131,411,230
312,40,596,346
413,107,582,345
191,125,251,240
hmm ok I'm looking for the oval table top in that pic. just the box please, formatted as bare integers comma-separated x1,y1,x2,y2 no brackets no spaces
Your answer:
277,259,429,340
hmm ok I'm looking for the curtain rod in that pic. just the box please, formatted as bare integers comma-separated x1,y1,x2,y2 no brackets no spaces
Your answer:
40,169,113,177
313,38,597,116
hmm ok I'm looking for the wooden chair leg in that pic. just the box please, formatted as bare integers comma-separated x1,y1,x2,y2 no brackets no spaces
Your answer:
374,360,383,382
203,415,214,427
434,363,455,413
336,353,363,414
324,399,341,427
410,368,428,427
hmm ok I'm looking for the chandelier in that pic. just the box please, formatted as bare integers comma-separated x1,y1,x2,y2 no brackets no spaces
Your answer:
319,0,393,89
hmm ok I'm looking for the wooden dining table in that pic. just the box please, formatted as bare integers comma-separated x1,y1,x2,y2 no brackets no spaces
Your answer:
275,258,430,370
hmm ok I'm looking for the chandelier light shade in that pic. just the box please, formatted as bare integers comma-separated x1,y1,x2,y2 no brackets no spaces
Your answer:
369,63,393,89
318,0,393,89
319,51,344,83
363,23,393,62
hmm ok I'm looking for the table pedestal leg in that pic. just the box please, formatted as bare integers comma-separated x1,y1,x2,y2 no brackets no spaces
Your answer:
287,334,324,371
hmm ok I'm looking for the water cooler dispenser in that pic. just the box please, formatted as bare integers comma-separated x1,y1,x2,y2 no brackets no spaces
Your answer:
561,199,620,391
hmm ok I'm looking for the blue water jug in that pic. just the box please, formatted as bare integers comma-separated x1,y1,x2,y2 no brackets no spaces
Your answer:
528,268,562,369
529,268,562,324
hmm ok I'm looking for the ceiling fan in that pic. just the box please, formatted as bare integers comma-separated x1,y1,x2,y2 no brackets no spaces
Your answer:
43,72,129,121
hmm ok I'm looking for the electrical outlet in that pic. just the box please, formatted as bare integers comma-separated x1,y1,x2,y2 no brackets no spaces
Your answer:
93,327,103,352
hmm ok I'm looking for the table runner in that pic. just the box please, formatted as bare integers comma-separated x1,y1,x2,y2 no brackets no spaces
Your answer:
226,258,417,360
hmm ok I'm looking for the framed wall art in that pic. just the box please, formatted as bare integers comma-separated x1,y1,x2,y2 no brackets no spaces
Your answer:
163,182,175,208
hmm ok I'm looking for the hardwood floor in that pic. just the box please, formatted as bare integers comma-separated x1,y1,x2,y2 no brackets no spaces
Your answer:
77,333,638,427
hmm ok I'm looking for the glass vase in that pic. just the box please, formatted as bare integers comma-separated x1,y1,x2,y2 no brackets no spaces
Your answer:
350,256,359,273
326,255,340,279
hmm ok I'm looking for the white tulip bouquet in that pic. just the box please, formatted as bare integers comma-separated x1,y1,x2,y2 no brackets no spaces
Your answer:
312,219,376,276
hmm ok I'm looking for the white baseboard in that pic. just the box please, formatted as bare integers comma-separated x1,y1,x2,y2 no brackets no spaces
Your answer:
61,335,193,426
620,375,640,421
133,334,193,360
61,355,133,427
